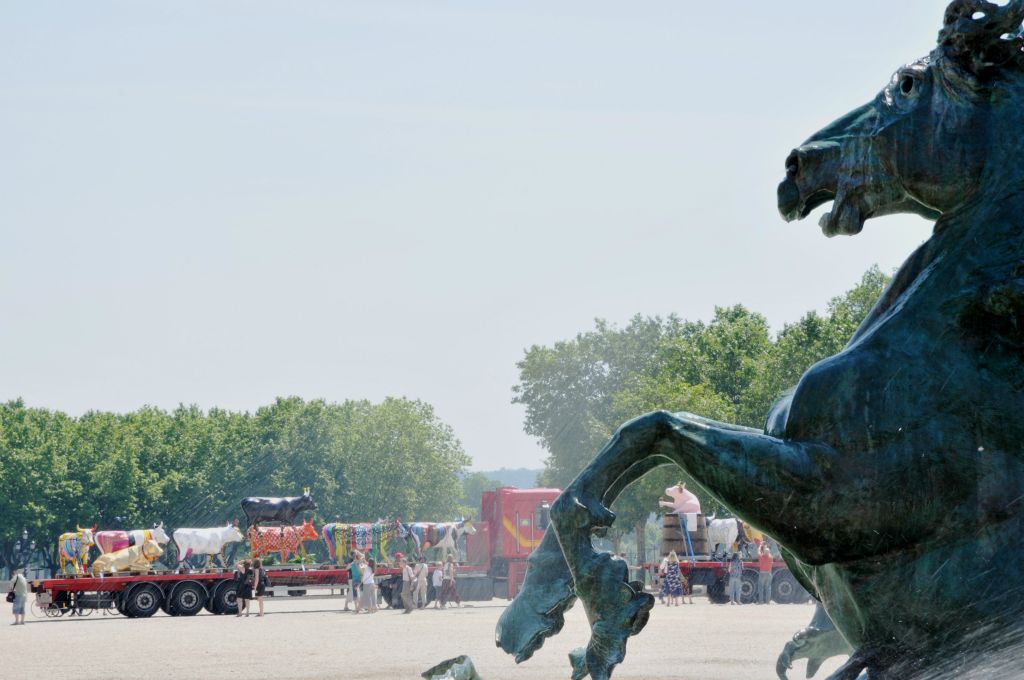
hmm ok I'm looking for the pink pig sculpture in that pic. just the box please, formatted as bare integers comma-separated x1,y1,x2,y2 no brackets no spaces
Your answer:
658,483,702,515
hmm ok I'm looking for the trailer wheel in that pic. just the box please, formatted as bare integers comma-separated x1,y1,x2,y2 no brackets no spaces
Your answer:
114,591,128,616
707,577,729,604
740,569,759,604
772,570,798,604
211,581,238,615
168,581,206,616
124,583,163,618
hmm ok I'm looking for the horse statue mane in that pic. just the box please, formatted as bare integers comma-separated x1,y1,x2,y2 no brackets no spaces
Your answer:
496,3,1024,679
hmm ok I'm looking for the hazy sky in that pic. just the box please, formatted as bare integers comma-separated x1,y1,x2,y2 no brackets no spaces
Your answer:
1,1,944,470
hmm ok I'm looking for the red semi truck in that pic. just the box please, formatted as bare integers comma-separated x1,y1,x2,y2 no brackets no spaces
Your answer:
28,487,562,618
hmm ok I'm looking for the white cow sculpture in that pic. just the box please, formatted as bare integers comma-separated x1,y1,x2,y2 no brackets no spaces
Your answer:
172,522,245,569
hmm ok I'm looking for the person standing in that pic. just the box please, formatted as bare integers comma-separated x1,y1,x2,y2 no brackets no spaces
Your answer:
250,558,267,617
9,568,28,626
757,543,774,604
359,557,378,613
432,562,444,608
234,561,249,617
400,556,416,613
728,553,744,605
414,557,429,609
439,556,461,608
345,552,362,612
660,552,683,606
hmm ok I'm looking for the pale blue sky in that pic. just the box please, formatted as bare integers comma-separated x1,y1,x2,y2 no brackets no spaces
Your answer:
1,1,942,470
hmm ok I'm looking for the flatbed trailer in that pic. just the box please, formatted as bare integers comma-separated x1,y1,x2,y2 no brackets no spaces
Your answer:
646,558,811,604
29,563,491,619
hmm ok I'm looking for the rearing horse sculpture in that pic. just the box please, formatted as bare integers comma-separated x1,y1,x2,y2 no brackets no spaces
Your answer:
497,2,1024,679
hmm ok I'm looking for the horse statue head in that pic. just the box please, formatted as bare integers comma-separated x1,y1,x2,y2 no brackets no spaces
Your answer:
778,0,1024,237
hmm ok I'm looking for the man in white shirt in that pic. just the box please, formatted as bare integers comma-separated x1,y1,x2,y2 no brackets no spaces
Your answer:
431,562,444,609
414,558,429,609
400,557,415,613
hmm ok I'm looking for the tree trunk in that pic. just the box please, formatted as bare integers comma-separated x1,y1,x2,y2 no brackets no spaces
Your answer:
635,521,646,567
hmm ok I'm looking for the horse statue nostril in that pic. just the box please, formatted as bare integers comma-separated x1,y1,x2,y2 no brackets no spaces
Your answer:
785,152,800,177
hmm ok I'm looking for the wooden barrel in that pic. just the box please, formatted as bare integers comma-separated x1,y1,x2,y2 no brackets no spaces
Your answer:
662,513,684,541
661,514,685,556
690,537,708,555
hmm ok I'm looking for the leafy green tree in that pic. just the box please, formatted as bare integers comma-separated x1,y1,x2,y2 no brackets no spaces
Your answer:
460,472,503,519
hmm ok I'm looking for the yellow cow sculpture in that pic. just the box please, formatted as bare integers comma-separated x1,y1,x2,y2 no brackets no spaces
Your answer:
92,539,164,575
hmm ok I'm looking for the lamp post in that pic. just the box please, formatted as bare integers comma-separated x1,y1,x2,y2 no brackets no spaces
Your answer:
13,529,36,576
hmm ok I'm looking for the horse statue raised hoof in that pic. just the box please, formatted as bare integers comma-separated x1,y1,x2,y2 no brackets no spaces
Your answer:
499,2,1024,678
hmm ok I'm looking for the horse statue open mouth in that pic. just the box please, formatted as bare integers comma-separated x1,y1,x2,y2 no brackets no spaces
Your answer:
497,2,1024,678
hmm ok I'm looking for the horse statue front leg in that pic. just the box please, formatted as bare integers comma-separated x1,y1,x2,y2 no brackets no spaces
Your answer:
498,410,837,680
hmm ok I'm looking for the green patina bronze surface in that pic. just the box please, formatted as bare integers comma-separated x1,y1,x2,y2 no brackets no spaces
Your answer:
496,2,1024,678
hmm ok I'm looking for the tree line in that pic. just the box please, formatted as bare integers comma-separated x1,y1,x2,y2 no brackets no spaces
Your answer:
513,266,891,555
0,396,470,572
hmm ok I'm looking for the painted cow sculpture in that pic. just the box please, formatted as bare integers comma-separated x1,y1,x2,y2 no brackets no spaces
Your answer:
322,521,399,564
240,488,317,528
95,523,170,554
248,520,319,563
706,516,754,559
172,522,245,569
92,539,164,575
658,483,701,515
58,526,96,575
407,520,476,561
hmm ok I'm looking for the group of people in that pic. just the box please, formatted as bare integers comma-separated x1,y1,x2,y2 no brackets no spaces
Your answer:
398,554,461,613
341,552,462,614
232,558,268,616
658,542,776,605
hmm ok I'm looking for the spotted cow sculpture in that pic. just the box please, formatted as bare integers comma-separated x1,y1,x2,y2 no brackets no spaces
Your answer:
95,523,170,555
92,539,165,575
248,520,319,563
172,522,245,569
58,525,95,575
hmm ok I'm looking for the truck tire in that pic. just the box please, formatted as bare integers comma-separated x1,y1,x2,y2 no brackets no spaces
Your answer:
740,569,759,604
210,581,238,615
772,570,799,604
167,581,206,616
707,577,729,604
124,583,162,618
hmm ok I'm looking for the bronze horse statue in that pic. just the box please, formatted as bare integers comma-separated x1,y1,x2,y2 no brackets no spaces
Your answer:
497,2,1024,678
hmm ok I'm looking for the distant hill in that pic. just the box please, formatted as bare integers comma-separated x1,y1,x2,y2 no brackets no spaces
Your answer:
476,467,542,489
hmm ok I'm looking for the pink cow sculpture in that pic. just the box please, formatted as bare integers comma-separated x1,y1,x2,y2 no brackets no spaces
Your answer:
249,520,319,563
95,523,170,555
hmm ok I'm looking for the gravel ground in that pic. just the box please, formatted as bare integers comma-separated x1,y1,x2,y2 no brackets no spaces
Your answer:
0,596,845,679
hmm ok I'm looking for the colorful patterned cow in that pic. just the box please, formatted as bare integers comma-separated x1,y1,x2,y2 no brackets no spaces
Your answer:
249,520,319,563
407,520,476,561
92,539,164,575
322,521,401,564
95,523,170,554
58,525,96,575
172,522,245,569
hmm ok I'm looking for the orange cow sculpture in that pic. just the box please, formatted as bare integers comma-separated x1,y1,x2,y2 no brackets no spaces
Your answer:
248,520,319,563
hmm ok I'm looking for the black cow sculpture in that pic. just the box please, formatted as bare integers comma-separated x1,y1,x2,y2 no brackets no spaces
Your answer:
241,488,317,529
